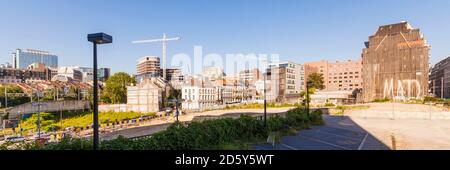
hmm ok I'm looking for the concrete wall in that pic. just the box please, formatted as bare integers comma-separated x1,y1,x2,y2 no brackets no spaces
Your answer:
6,100,91,119
99,104,159,113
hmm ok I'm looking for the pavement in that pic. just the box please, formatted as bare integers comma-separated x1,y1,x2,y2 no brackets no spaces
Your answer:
254,103,450,150
253,115,390,150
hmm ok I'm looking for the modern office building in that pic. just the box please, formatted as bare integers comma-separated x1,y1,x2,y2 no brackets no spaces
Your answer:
429,56,450,99
12,49,58,69
361,21,430,102
268,62,305,94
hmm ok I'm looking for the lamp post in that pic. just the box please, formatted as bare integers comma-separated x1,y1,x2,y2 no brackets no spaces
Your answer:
88,33,112,150
263,72,267,128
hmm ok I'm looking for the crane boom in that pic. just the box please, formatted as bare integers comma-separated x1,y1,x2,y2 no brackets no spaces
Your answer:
132,37,181,44
132,33,181,81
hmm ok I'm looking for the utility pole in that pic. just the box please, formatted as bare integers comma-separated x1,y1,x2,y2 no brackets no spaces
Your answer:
263,72,267,128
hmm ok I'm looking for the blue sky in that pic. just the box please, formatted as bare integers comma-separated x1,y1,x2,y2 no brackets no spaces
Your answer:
1,0,450,74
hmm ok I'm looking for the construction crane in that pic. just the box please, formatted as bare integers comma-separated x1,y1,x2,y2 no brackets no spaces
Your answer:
132,33,181,81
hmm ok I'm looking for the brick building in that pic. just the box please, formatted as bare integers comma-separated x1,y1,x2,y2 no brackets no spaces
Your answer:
361,21,430,102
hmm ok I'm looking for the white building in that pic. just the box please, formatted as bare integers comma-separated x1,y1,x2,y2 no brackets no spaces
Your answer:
56,67,83,82
126,78,163,113
181,85,222,111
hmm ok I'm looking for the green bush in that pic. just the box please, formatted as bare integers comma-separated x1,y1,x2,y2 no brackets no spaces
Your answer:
16,107,324,150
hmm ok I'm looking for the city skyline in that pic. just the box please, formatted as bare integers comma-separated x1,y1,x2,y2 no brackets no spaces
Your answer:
1,0,450,75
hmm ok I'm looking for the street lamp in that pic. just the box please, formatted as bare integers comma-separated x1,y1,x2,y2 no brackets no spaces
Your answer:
305,81,312,118
263,72,267,128
88,33,112,150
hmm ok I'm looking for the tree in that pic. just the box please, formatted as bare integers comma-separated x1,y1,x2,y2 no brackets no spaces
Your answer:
101,72,136,104
307,73,325,90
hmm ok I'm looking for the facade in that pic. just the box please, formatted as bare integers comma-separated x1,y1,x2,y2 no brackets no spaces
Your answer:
362,22,430,102
238,68,262,85
305,60,328,89
0,63,54,84
126,78,162,113
429,56,450,99
136,56,160,82
97,68,111,82
65,67,111,82
57,67,83,82
326,60,363,91
161,68,184,82
310,91,356,106
181,85,222,111
12,49,58,69
266,62,305,102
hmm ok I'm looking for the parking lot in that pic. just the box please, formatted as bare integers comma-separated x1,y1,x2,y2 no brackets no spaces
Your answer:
254,115,390,150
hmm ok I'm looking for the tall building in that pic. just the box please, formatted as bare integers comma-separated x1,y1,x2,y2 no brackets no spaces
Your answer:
429,56,450,99
12,49,58,69
266,62,305,102
362,22,430,102
136,56,161,83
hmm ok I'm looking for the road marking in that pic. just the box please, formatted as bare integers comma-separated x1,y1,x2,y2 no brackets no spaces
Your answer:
358,133,369,150
297,135,352,150
316,129,363,141
280,143,297,150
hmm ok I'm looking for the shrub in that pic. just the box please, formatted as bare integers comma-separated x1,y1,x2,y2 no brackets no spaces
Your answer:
11,107,324,150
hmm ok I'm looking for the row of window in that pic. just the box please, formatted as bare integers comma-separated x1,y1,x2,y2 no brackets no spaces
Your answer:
329,72,360,76
330,76,359,80
330,80,359,83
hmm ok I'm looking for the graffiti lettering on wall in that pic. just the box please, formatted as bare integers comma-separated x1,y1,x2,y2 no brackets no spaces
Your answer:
383,78,422,99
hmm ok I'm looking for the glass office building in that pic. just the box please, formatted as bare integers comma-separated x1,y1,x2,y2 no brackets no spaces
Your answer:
12,49,58,69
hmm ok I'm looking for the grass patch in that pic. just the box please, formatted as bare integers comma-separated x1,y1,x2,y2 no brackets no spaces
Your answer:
2,111,156,136
4,107,324,150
